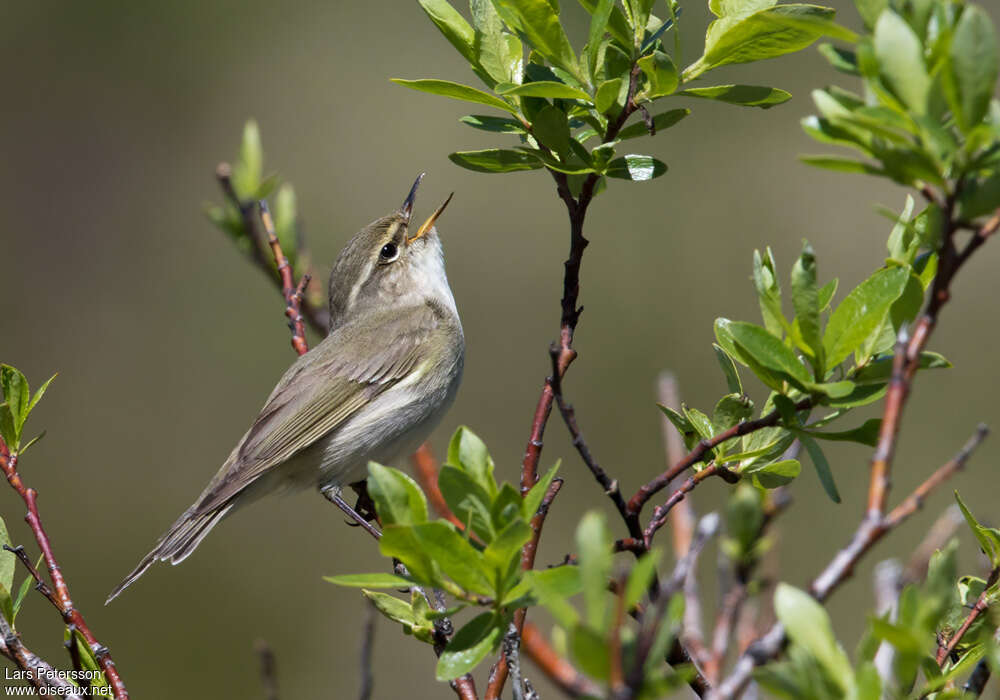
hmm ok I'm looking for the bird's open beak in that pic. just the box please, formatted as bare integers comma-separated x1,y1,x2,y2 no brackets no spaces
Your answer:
400,172,425,222
409,192,454,243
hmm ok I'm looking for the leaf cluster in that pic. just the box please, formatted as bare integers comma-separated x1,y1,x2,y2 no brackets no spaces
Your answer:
399,0,851,192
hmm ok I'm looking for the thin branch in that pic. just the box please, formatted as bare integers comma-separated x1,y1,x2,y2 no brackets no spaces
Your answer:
936,567,999,665
0,611,82,697
709,425,989,699
259,201,310,356
521,623,603,698
552,345,640,540
627,398,811,518
359,602,376,700
643,464,734,547
628,514,720,693
0,439,128,698
255,639,279,700
215,163,330,334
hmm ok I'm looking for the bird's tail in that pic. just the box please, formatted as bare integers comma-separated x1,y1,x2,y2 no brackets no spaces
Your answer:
105,502,234,604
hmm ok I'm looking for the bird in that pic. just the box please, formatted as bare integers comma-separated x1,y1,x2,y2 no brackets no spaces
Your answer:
107,174,464,603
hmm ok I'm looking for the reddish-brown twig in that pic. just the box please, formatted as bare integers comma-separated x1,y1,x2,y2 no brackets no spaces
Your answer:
627,398,812,518
521,623,603,698
0,612,81,697
0,439,128,698
643,464,734,547
936,567,999,664
259,200,310,356
710,425,989,699
216,163,330,334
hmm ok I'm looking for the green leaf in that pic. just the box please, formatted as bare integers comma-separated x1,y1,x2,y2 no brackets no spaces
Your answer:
948,5,999,132
728,321,811,386
587,0,615,79
873,10,929,113
638,50,679,98
714,344,743,394
774,583,854,690
799,434,840,503
577,512,612,631
594,77,623,113
449,148,544,173
532,104,574,156
447,427,498,500
685,5,850,80
678,84,792,108
752,248,786,337
744,459,801,488
713,394,753,431
380,525,443,588
617,108,689,139
392,79,518,114
418,0,477,65
325,573,414,588
799,155,885,176
493,0,582,82
852,0,887,30
363,590,416,626
817,43,858,74
803,419,881,447
710,0,777,17
569,625,611,680
852,351,949,384
233,120,263,198
26,374,55,415
483,520,532,591
367,463,428,526
791,240,823,376
0,365,29,448
955,492,1000,568
436,612,503,680
578,0,633,49
522,463,559,521
412,522,493,595
515,566,581,626
459,115,526,133
823,266,909,369
438,465,495,542
624,550,661,611
501,81,591,101
0,517,13,607
605,154,667,180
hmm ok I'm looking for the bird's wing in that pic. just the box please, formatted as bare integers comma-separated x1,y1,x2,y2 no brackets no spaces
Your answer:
193,304,447,514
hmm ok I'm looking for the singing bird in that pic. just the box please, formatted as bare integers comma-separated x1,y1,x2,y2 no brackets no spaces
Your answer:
107,175,464,603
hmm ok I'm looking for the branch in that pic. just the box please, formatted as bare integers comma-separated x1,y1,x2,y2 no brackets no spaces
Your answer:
627,398,811,518
215,163,330,335
259,201,310,356
936,567,999,665
521,623,603,698
0,439,128,698
643,464,734,547
359,602,375,700
709,425,989,699
410,443,466,530
0,611,82,697
551,345,640,540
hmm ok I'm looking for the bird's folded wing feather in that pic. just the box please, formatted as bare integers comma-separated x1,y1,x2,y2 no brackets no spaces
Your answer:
193,305,442,514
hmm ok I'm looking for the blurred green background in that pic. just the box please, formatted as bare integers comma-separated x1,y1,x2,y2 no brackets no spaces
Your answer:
2,1,999,697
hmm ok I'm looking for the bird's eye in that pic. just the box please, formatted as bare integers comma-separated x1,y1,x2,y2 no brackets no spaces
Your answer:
379,242,399,261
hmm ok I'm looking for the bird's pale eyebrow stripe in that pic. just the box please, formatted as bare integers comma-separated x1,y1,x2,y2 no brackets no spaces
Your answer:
346,221,400,311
